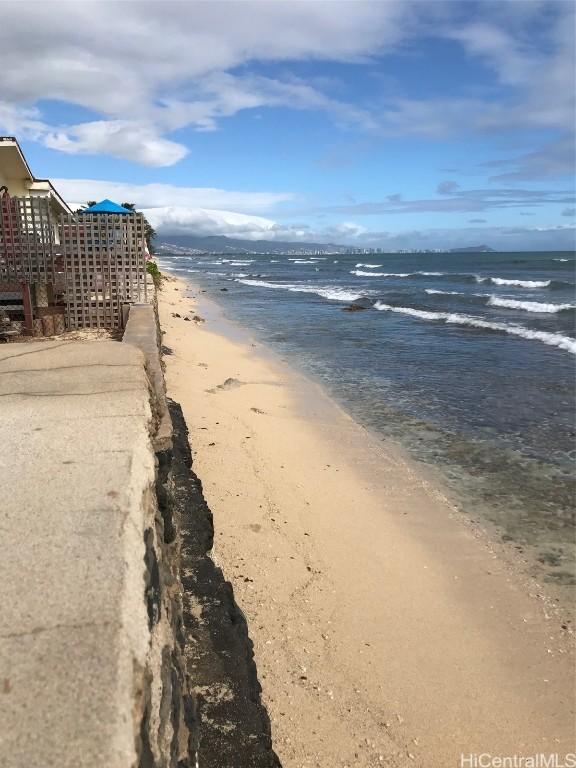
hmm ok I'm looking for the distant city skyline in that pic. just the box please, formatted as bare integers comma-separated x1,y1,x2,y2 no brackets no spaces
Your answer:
1,0,574,250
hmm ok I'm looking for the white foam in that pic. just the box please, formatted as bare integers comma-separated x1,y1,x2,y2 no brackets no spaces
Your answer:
236,278,363,302
553,258,569,262
488,297,574,313
351,270,445,278
425,289,463,295
475,276,551,288
351,270,410,277
373,302,576,354
355,263,383,268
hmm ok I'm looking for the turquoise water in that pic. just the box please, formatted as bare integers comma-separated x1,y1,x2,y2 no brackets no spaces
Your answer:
158,249,576,584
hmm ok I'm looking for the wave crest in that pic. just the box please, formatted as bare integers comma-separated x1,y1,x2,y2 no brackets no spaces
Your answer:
373,302,576,354
352,270,446,278
475,276,551,288
488,297,575,313
236,278,365,302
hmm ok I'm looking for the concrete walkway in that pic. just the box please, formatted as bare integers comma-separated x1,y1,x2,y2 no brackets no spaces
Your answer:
0,340,156,767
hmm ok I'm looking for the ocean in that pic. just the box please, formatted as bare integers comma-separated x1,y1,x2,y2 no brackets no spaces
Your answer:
157,248,576,585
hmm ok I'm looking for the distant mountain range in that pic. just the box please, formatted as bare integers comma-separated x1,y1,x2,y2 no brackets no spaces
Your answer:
449,245,495,253
158,234,349,255
157,234,495,255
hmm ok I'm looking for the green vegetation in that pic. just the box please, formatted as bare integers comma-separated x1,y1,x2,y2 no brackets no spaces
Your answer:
121,202,157,254
146,259,163,289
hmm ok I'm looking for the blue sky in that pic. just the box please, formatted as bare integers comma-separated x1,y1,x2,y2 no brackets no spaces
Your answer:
1,0,574,249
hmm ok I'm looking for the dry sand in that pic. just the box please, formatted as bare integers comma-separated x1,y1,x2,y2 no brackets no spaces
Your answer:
158,276,575,768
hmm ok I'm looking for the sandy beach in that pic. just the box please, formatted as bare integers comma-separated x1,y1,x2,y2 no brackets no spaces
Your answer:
158,275,575,768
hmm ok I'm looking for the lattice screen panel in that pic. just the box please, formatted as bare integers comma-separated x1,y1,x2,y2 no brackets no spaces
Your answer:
60,213,147,329
0,194,59,284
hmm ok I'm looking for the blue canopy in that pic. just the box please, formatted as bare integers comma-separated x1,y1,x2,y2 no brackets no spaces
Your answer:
81,199,134,214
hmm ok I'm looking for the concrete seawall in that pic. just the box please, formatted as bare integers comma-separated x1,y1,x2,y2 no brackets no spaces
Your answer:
0,304,279,767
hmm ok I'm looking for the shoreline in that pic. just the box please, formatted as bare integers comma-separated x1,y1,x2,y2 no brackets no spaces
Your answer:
166,272,575,603
158,274,575,767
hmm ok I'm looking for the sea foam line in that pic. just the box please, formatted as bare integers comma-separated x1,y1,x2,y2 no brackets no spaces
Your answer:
425,288,463,296
355,263,383,268
488,297,575,313
426,290,574,313
351,269,444,278
351,270,409,277
236,278,364,302
475,276,551,288
373,303,576,354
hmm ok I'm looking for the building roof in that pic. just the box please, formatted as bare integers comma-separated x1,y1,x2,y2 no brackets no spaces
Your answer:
0,136,72,214
0,136,35,181
80,199,135,215
30,179,71,215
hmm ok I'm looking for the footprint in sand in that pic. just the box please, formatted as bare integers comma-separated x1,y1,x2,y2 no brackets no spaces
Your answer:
250,407,266,415
207,377,245,394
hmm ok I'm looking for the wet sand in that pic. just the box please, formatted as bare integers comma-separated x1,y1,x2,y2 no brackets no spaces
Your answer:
158,275,575,768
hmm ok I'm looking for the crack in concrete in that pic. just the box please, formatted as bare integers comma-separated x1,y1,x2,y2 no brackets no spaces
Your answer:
0,342,73,365
0,363,141,376
0,387,144,398
0,619,115,640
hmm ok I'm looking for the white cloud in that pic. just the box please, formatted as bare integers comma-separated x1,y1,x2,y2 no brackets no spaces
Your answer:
335,224,576,252
45,121,188,167
149,207,576,251
0,1,407,164
145,207,277,239
54,178,293,213
330,221,368,237
140,206,333,242
0,2,573,164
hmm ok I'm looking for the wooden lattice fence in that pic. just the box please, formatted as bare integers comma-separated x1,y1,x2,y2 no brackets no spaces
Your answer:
0,192,148,332
0,194,60,285
60,212,148,329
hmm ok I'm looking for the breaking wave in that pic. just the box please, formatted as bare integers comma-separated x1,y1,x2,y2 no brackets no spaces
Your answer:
373,303,576,354
488,297,575,313
351,270,445,278
236,278,365,302
355,263,383,268
425,290,575,313
425,289,464,296
475,276,551,288
351,270,409,277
